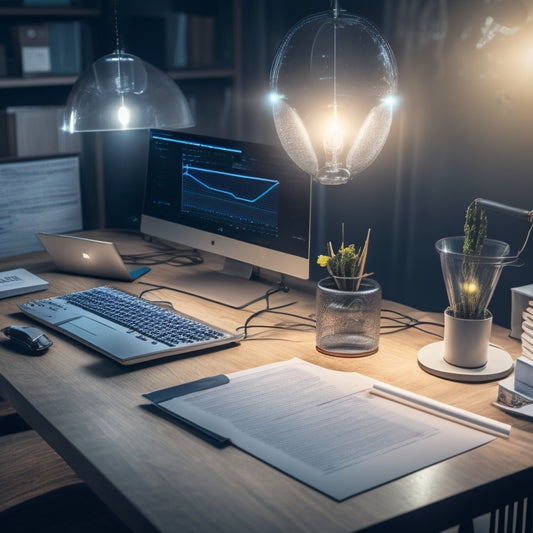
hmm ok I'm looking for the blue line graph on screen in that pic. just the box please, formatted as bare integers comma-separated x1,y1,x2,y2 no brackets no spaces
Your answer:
181,164,280,237
183,165,279,204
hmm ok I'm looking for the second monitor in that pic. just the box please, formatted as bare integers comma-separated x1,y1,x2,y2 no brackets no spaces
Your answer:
140,129,312,308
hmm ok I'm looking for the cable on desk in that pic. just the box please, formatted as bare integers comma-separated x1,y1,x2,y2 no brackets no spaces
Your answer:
236,284,316,339
380,308,444,338
133,285,442,341
121,250,203,267
136,278,289,307
134,281,315,339
121,238,203,267
238,305,316,339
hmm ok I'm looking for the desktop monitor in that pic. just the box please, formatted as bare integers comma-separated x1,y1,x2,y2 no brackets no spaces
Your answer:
140,129,312,307
0,154,83,258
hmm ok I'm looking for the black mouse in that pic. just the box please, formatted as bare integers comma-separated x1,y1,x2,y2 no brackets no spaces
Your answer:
2,325,53,355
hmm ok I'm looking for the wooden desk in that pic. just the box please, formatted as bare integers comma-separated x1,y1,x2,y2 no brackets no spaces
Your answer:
1,231,532,533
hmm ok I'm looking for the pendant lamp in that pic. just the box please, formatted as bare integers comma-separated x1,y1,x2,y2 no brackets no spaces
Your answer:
63,3,194,133
270,1,397,185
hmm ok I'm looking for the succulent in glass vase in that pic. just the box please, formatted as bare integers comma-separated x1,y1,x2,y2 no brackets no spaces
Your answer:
315,226,381,357
438,201,514,322
419,199,524,379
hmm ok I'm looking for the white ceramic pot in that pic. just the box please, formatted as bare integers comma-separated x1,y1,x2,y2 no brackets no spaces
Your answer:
443,308,492,368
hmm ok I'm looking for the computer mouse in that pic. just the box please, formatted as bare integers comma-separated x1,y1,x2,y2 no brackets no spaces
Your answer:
2,325,53,355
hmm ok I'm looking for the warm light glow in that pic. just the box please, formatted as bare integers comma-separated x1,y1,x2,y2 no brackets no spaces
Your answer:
463,281,478,294
323,114,344,154
117,105,131,127
269,8,397,184
381,94,400,110
525,46,533,71
82,252,90,260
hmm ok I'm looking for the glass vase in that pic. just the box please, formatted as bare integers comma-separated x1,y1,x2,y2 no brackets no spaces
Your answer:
436,237,518,319
316,277,381,357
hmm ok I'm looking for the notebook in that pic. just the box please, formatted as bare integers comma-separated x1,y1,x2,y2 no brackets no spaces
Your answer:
0,268,49,299
37,233,150,281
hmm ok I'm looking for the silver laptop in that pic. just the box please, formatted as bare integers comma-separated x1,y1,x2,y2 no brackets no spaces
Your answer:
37,233,150,281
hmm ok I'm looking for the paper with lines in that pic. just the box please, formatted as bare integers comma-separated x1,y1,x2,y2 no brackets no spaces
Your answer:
148,358,495,500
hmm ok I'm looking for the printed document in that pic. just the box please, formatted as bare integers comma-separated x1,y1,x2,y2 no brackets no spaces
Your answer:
146,358,497,500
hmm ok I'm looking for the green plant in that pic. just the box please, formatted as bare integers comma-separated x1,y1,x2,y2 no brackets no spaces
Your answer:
463,201,488,256
317,225,372,291
457,201,488,318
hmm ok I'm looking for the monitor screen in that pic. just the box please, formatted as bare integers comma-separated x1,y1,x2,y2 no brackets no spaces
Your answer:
140,129,312,307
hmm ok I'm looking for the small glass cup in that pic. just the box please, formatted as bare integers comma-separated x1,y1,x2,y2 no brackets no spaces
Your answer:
316,276,381,357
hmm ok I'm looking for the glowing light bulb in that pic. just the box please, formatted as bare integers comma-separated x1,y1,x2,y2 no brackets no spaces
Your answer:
463,281,479,294
117,105,130,127
324,114,344,154
315,112,350,184
270,9,397,185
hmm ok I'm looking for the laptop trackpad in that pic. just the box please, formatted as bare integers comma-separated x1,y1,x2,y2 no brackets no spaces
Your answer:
60,316,118,338
58,316,156,360
59,316,125,355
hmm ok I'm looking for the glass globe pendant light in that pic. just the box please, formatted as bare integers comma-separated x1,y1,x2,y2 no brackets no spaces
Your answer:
63,1,194,133
270,1,398,185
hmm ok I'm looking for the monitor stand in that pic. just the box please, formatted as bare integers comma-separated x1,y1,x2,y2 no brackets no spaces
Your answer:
172,258,281,309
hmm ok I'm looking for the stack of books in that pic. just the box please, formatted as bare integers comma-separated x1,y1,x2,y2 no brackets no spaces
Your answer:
496,304,533,414
521,305,533,359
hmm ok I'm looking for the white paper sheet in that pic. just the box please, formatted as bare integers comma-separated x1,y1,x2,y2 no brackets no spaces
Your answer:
151,358,497,500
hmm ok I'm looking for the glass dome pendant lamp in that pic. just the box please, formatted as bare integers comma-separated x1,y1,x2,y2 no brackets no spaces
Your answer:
63,1,194,133
270,0,398,185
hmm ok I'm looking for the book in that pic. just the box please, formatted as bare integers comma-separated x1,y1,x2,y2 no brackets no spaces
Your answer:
187,14,215,69
0,106,82,158
48,21,83,75
522,306,533,361
167,12,188,69
514,356,533,397
510,285,533,339
14,24,51,77
521,334,533,360
0,268,48,299
126,14,188,71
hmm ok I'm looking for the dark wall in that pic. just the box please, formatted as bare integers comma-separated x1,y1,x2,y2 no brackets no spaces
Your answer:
102,0,533,327
237,0,533,327
381,0,533,326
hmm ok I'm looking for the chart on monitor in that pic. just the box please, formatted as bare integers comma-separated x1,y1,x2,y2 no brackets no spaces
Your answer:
140,129,312,308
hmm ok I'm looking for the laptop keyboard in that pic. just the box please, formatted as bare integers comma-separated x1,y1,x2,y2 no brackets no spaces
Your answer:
63,287,226,346
19,286,242,364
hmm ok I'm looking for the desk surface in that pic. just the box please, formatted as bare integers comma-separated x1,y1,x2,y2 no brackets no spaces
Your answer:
1,231,532,533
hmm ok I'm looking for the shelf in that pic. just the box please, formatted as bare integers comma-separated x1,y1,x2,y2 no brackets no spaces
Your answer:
168,68,236,81
0,68,237,90
0,75,77,88
0,8,100,18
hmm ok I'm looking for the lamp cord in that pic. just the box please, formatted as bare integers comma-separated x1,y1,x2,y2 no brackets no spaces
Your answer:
517,223,533,257
332,0,338,115
113,0,120,53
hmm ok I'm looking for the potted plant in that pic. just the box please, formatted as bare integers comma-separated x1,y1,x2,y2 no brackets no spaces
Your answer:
315,226,381,357
437,201,517,368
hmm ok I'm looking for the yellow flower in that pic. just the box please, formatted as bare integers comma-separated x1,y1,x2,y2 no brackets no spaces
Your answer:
317,227,372,291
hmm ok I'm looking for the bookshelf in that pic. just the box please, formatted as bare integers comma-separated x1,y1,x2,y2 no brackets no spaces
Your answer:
0,0,243,231
0,0,243,136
